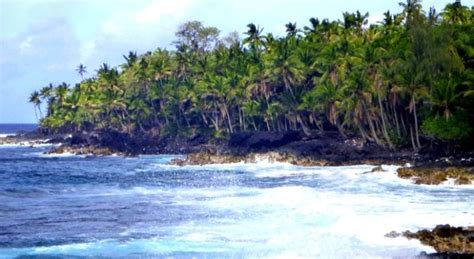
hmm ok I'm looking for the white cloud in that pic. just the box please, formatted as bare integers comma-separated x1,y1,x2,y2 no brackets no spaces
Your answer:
19,36,33,54
0,16,82,122
76,0,197,70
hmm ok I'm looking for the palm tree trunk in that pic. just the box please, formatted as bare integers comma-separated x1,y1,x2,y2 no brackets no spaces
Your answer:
38,106,43,119
357,123,373,142
283,77,296,101
311,113,323,131
265,118,271,131
211,112,219,131
201,113,208,126
336,124,347,138
297,113,311,135
223,103,233,133
378,94,394,149
33,106,38,121
413,99,421,149
238,107,243,132
392,105,401,138
410,126,418,152
242,109,247,131
367,117,383,146
361,101,382,145
400,113,408,135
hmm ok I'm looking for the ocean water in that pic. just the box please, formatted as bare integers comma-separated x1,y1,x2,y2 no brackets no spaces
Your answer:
0,144,473,258
0,124,38,137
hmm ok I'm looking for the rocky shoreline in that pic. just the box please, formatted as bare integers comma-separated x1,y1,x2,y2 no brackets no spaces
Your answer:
386,225,474,256
405,225,474,255
3,130,473,184
0,134,53,147
398,166,474,185
3,129,474,255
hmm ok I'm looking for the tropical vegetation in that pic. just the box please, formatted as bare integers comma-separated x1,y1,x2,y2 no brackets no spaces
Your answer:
30,0,474,151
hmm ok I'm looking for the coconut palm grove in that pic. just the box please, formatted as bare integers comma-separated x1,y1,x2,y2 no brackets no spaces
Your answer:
29,1,473,151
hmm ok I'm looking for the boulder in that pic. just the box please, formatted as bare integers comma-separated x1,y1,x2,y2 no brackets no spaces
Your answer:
397,167,474,185
371,165,386,172
404,225,474,254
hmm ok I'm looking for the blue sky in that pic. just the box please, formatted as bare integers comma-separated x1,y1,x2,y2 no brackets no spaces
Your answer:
0,0,459,123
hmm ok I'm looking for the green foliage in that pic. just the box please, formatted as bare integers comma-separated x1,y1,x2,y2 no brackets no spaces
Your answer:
30,1,474,151
422,112,472,141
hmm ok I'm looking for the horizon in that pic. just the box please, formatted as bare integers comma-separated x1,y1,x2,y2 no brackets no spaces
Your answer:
0,0,459,123
0,123,38,125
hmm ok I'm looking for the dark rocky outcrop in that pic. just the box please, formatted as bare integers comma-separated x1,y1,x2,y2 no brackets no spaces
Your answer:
169,151,331,166
17,129,470,173
228,131,304,152
397,167,474,185
403,225,474,254
46,145,117,156
210,130,417,165
371,165,386,172
44,129,216,156
417,252,474,258
168,131,417,166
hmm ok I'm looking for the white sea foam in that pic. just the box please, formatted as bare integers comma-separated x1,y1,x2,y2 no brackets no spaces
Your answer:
197,184,471,256
0,139,52,148
38,152,86,158
1,156,472,258
153,160,473,188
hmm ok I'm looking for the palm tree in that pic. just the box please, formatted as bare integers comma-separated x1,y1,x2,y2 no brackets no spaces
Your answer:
122,51,138,69
285,22,298,37
428,76,465,119
55,83,69,107
304,18,320,33
441,1,470,24
97,63,111,75
40,83,55,116
76,64,87,79
399,0,423,28
28,7,474,145
382,11,394,26
428,7,439,25
354,11,369,32
243,23,265,52
29,90,42,120
264,38,305,101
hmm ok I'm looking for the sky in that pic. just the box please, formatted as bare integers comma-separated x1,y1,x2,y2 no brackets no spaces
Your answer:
0,0,463,123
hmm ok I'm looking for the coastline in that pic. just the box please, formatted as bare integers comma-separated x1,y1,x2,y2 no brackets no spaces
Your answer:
4,129,473,185
2,129,474,256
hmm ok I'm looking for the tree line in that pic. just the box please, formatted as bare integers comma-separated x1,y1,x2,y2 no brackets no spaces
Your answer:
30,0,474,151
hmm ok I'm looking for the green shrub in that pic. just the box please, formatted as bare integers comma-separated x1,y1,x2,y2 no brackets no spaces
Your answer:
422,112,472,141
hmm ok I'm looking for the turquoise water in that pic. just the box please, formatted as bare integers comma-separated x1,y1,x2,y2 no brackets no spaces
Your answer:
0,143,473,258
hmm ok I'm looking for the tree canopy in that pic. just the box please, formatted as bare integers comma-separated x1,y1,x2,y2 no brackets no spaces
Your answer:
31,1,474,151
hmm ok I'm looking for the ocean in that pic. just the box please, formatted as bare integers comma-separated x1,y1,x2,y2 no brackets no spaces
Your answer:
0,124,38,136
0,140,473,257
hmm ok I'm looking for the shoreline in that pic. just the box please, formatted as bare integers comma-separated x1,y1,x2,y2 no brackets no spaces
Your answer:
399,225,474,255
3,129,473,186
2,130,474,256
